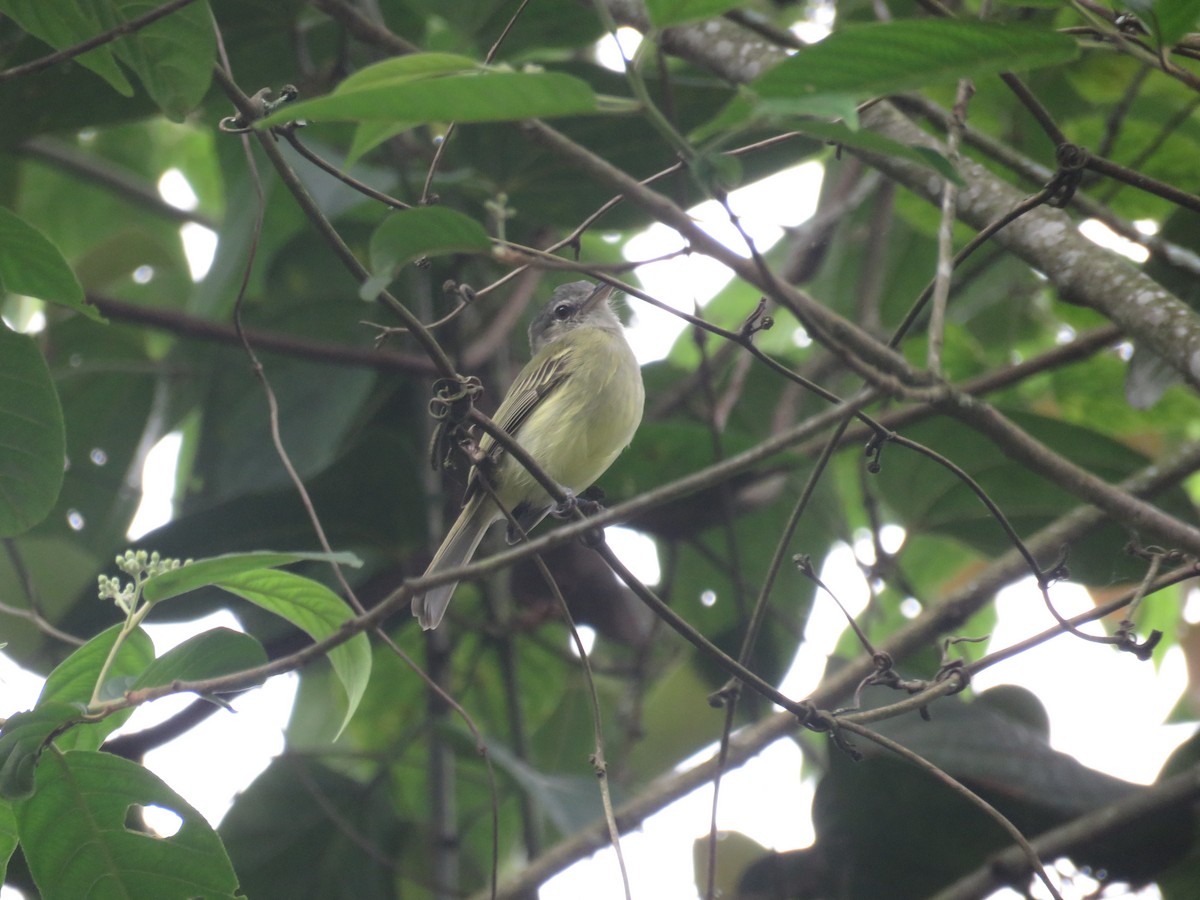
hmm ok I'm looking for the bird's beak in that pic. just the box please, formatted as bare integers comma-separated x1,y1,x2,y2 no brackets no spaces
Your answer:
581,282,615,314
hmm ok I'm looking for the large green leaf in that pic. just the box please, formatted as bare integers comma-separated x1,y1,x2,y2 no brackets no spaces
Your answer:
0,797,15,884
17,749,243,900
0,0,133,95
797,689,1195,898
778,121,961,184
875,411,1197,583
0,0,214,120
260,68,602,126
23,318,155,554
332,52,480,91
142,549,362,603
132,627,268,690
106,0,216,120
0,207,94,319
213,568,371,738
219,756,401,900
751,20,1079,108
38,623,155,752
187,351,379,504
1125,0,1200,48
0,325,66,536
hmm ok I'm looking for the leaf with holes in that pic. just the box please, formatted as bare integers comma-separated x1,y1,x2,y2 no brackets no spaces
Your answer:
17,750,243,899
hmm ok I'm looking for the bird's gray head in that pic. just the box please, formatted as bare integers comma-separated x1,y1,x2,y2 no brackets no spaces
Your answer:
528,281,624,354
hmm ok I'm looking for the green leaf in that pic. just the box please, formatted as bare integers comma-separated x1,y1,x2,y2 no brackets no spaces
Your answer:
142,549,363,604
134,627,269,690
0,325,66,537
788,120,962,184
38,623,156,752
700,105,960,181
345,120,413,168
219,756,403,899
362,207,492,300
0,797,15,884
483,739,600,833
0,1,214,119
107,0,216,120
214,569,371,739
0,207,94,319
333,52,480,92
0,0,133,95
17,750,243,900
0,702,83,800
259,70,601,127
646,0,744,28
876,410,1197,583
751,21,1080,103
1123,0,1200,48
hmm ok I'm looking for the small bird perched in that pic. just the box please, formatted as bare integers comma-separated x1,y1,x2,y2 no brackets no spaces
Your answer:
413,281,645,630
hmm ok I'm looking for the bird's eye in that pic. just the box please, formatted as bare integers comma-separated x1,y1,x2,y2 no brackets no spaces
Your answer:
554,303,573,320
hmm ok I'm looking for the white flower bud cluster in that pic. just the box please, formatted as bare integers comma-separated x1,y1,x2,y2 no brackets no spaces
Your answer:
97,550,191,614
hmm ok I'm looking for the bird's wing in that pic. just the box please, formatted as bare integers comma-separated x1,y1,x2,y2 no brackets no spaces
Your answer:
481,344,573,460
463,344,573,503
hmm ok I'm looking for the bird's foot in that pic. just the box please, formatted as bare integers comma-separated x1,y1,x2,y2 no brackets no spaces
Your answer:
550,489,578,519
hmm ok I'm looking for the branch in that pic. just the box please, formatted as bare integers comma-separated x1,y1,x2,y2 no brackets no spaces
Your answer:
935,391,1200,557
89,293,436,374
520,120,1200,561
470,438,1200,898
210,67,459,379
855,102,1200,392
18,138,219,230
929,762,1200,900
894,94,1200,278
308,0,420,55
603,3,1200,391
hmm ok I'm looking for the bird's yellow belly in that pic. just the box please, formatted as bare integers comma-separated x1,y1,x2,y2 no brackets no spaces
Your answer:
497,329,643,506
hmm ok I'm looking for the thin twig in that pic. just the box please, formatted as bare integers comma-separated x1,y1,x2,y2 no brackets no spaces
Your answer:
213,44,500,898
18,138,219,230
210,66,458,378
1,539,85,647
487,482,633,900
928,79,973,373
467,441,1200,900
419,0,533,204
88,293,436,373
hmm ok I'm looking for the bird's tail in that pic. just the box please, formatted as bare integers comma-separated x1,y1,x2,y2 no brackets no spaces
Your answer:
413,496,491,630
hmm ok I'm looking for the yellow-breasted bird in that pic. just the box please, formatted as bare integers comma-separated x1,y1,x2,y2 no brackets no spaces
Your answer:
413,281,644,630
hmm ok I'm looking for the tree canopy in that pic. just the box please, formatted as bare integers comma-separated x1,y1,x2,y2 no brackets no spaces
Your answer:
3,1,1200,898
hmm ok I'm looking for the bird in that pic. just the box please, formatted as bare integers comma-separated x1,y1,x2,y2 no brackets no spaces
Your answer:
412,281,645,630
